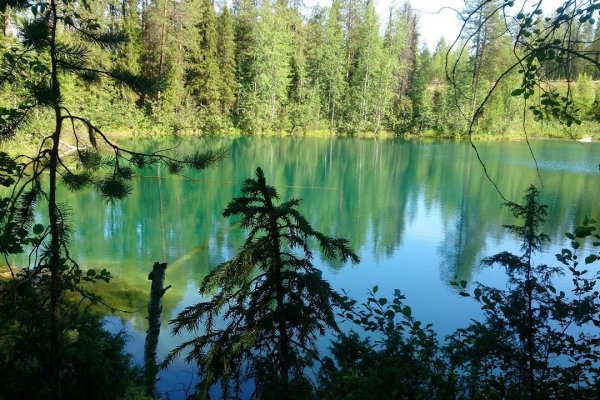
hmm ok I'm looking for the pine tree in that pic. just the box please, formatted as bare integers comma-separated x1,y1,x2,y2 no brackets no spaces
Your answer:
592,26,600,80
186,0,221,115
410,48,433,131
320,0,347,130
430,38,449,84
1,4,11,37
120,0,143,74
347,0,383,130
236,0,292,133
167,167,359,399
143,0,171,82
232,0,257,128
285,4,313,131
389,2,419,133
217,5,237,116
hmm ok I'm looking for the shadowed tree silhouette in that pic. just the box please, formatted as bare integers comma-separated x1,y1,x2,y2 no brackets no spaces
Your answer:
166,167,359,400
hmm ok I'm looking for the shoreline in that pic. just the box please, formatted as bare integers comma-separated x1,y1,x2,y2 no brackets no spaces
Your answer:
101,127,598,141
1,129,596,158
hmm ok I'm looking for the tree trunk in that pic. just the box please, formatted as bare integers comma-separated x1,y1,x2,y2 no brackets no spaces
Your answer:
262,184,290,399
49,2,63,398
144,262,170,397
525,251,537,400
2,6,9,36
158,0,168,77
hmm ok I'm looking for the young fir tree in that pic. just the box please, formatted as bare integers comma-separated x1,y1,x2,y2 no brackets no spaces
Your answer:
167,167,359,400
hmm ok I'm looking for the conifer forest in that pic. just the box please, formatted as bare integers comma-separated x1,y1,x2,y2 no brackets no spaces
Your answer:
0,0,599,399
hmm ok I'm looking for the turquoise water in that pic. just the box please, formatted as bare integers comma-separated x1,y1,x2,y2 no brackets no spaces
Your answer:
51,136,598,398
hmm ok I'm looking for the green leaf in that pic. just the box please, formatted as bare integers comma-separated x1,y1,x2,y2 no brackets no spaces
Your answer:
575,226,594,238
32,224,44,235
585,254,599,264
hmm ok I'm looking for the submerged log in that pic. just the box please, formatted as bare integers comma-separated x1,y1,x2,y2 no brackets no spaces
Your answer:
144,262,170,397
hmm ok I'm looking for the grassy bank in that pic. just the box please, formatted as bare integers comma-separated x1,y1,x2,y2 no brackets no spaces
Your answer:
1,122,597,159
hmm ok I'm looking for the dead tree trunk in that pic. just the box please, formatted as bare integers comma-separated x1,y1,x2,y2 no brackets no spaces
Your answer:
144,262,170,397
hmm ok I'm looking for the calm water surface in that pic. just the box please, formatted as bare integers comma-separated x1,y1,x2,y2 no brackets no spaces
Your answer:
54,136,598,398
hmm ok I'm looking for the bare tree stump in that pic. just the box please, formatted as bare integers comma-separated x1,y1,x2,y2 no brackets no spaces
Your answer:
144,262,170,397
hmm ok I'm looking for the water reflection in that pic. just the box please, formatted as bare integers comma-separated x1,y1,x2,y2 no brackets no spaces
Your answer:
43,137,599,321
19,136,598,396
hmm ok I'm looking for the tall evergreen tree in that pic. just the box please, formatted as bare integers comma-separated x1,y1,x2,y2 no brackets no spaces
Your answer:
167,167,359,399
143,0,170,82
341,0,362,84
411,48,433,131
187,0,221,115
232,0,257,128
393,3,419,132
217,5,237,116
430,38,449,84
285,3,314,131
119,0,143,75
236,0,292,133
320,0,347,130
592,25,600,80
1,5,9,37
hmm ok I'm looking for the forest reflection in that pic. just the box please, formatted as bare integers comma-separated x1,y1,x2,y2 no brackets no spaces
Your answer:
38,136,599,328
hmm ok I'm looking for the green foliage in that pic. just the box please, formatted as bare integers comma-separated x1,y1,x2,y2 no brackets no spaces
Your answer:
319,288,452,399
1,0,598,137
217,6,237,117
448,186,600,399
0,289,150,400
456,0,600,133
345,0,383,132
0,154,148,400
0,3,224,399
186,0,221,115
166,167,359,399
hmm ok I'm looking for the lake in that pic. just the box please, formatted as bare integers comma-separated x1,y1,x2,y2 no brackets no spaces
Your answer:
52,136,599,398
